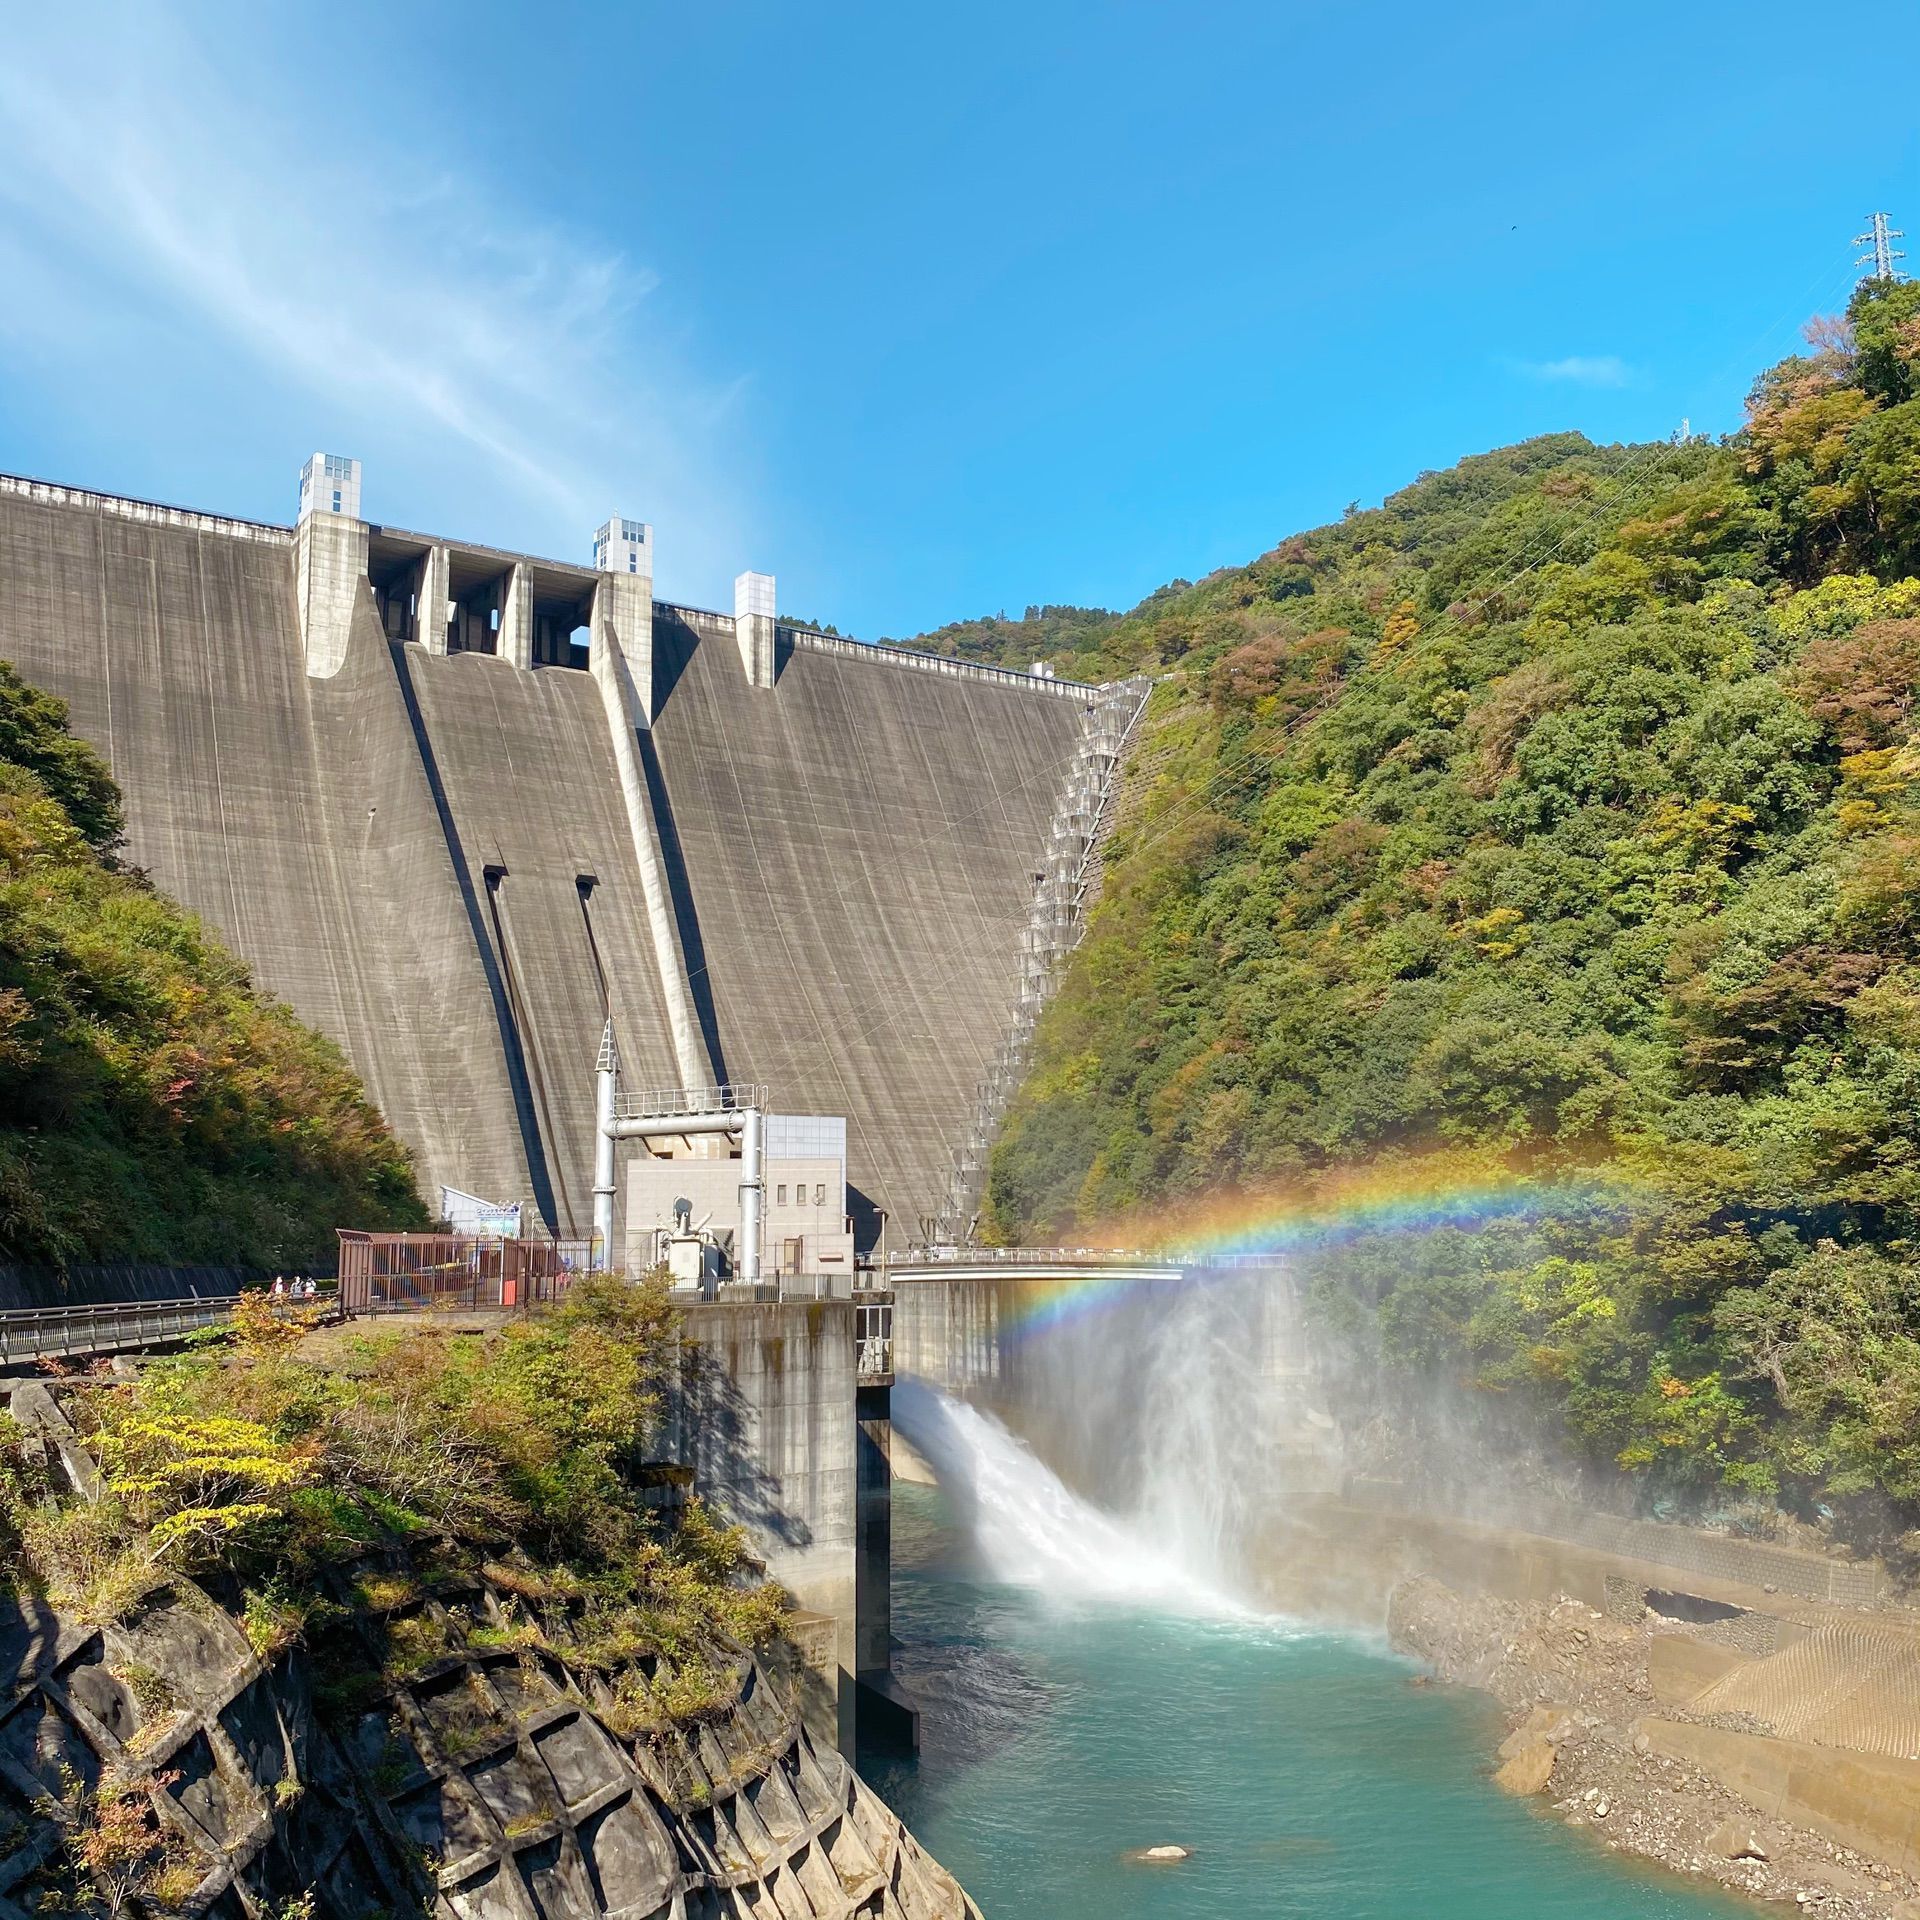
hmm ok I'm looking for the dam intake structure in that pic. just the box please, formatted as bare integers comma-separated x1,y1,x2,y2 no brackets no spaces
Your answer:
0,460,1145,1260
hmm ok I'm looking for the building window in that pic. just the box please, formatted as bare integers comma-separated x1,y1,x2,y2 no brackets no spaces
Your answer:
331,490,342,511
812,1183,824,1206
776,1184,787,1206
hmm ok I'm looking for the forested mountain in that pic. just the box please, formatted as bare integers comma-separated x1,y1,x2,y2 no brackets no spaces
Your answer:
0,665,425,1268
951,278,1920,1519
881,603,1127,670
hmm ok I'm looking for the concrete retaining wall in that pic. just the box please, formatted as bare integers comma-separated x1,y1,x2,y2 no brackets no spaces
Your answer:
665,1301,884,1747
1639,1719,1920,1874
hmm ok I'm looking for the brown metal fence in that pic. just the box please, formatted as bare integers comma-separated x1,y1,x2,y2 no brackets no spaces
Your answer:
335,1232,596,1316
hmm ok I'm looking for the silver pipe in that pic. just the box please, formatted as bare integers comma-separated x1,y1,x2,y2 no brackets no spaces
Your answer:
592,1022,618,1270
739,1106,764,1286
597,1100,764,1281
606,1111,742,1139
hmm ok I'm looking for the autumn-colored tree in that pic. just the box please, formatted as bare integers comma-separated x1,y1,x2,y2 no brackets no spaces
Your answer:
96,1408,311,1567
1787,616,1920,751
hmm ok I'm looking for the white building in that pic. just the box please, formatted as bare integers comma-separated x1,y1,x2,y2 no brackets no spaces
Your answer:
623,1113,854,1281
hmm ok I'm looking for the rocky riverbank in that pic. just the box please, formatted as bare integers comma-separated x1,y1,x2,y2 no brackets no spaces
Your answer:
1389,1574,1920,1918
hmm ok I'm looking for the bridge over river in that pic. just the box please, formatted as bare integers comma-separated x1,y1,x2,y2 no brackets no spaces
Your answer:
883,1248,1188,1284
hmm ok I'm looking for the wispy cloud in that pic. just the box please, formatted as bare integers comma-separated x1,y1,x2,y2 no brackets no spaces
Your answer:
0,8,755,590
1515,354,1633,389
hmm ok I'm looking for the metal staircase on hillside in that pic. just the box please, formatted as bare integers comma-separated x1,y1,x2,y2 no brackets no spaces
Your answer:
932,676,1151,1245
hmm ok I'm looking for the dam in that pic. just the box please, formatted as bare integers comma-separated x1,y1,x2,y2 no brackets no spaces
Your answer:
0,457,1145,1259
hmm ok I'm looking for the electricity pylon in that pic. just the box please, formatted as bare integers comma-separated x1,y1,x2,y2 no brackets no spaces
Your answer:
1855,212,1906,284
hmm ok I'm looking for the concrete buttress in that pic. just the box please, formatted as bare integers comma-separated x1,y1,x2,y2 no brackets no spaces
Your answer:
589,571,712,1092
500,559,534,670
293,510,367,678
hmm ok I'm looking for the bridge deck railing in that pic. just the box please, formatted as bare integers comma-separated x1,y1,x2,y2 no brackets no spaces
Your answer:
891,1246,1158,1266
887,1247,1287,1271
0,1294,240,1365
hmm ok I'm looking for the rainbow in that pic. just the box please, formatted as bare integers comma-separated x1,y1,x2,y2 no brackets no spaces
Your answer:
983,1158,1643,1339
1137,1158,1637,1262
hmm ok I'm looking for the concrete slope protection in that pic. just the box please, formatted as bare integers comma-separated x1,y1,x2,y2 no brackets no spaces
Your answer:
0,484,1100,1250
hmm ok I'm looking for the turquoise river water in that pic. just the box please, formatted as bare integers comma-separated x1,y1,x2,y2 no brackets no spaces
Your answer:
860,1478,1753,1920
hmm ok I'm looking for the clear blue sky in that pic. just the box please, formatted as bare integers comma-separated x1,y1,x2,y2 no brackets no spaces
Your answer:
1,2,1914,636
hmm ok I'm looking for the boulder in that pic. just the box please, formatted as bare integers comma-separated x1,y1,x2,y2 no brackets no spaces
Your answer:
1498,1705,1581,1760
1124,1845,1192,1865
1493,1739,1556,1796
1708,1820,1768,1862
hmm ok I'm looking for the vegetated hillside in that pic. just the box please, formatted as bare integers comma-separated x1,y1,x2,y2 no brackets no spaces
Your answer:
0,662,425,1268
980,278,1920,1524
881,602,1128,670
0,1281,936,1920
5,1277,779,1712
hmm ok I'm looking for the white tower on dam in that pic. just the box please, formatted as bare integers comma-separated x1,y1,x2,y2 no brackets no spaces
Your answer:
734,568,777,688
594,515,652,575
298,451,362,520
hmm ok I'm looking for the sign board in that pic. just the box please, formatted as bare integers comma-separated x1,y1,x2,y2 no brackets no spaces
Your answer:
440,1186,522,1239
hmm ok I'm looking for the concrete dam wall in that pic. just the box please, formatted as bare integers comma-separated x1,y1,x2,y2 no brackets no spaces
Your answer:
0,472,1118,1250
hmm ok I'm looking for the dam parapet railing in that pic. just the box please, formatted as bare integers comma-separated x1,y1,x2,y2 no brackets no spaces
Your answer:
785,624,1101,696
655,599,1104,698
0,470,293,547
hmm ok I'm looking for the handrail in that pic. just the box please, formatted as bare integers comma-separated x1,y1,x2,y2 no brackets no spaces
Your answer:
888,1247,1286,1272
785,626,1101,696
893,1246,1158,1264
0,1294,237,1364
649,599,1103,696
614,1081,766,1121
0,472,292,545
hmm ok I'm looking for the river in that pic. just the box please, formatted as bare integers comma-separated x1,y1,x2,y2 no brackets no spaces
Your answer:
861,1393,1751,1920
